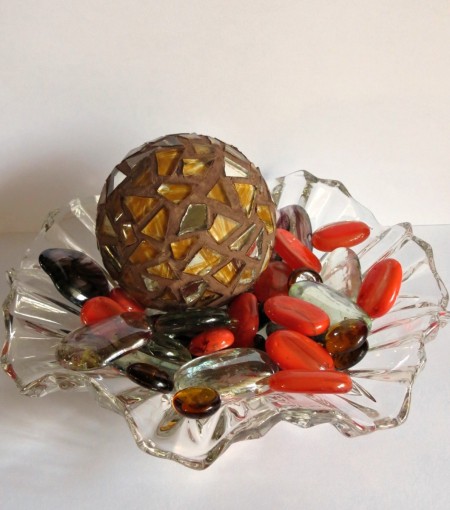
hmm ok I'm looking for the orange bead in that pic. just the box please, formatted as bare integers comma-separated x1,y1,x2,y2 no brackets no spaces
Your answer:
269,370,352,393
265,329,334,371
109,287,145,313
228,292,259,347
312,221,370,252
172,386,221,419
189,328,235,357
274,228,322,272
324,319,368,354
80,296,125,325
253,261,292,303
264,295,330,336
357,259,402,318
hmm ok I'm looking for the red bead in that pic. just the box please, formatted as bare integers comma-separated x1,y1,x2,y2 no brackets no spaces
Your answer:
265,329,334,370
274,228,322,272
109,287,145,313
253,261,292,303
264,295,330,336
228,293,259,347
80,296,126,325
269,370,352,393
311,221,370,252
189,328,235,357
357,258,402,318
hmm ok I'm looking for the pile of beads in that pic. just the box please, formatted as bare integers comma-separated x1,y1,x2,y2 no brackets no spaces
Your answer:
39,205,402,421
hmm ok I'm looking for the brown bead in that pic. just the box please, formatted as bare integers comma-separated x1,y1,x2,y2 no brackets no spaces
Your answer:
172,386,221,419
288,267,323,288
126,363,174,393
332,340,369,370
325,319,368,355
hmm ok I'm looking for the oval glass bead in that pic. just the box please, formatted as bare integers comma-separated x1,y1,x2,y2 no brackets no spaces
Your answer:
320,247,362,300
142,333,192,364
113,348,181,377
172,387,221,419
265,329,334,371
332,339,369,370
324,319,368,355
269,370,352,394
126,363,174,392
253,261,292,303
174,348,278,399
80,296,125,325
357,259,403,318
274,229,322,272
276,204,313,249
228,292,259,347
39,248,109,307
109,287,145,312
311,221,370,252
56,312,152,371
152,308,231,336
264,295,330,336
189,328,235,357
289,281,372,329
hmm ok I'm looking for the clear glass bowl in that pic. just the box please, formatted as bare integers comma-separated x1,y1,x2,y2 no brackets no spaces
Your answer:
2,170,449,469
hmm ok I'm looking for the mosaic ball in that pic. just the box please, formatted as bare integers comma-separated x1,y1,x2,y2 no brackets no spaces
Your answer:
96,134,276,311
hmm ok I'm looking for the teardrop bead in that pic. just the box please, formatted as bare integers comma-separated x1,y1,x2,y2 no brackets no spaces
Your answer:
174,348,278,399
357,259,402,318
289,281,372,329
80,296,125,325
56,312,152,371
189,328,235,356
228,292,259,347
320,248,362,300
274,229,322,272
39,248,109,307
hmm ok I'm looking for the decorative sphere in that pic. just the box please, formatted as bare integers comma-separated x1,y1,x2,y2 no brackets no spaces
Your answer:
96,134,276,311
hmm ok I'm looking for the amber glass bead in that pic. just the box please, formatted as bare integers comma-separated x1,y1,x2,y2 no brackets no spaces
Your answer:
172,386,221,419
357,259,402,318
269,370,352,394
264,295,330,337
324,319,368,355
228,292,259,347
126,363,174,393
188,328,235,357
265,329,334,371
253,261,292,303
80,296,125,325
332,340,369,370
274,228,322,272
311,221,370,252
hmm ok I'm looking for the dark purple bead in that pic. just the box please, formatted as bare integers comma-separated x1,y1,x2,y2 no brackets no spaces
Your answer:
276,205,313,249
126,363,174,392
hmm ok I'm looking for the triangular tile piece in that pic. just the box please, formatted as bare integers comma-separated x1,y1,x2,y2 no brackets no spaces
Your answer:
178,204,207,235
183,247,223,276
180,280,207,305
157,183,191,203
213,259,242,287
141,207,168,240
142,276,160,292
208,214,240,243
161,288,178,301
246,228,264,260
123,196,158,223
207,180,230,205
156,148,182,176
229,224,256,251
182,159,210,176
234,183,255,216
100,215,117,238
129,240,158,264
146,262,176,279
238,267,256,285
170,237,196,260
197,289,221,305
120,223,136,246
224,157,248,177
257,205,275,233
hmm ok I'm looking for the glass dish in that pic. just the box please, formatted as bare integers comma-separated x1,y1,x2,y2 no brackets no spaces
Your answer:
2,170,449,470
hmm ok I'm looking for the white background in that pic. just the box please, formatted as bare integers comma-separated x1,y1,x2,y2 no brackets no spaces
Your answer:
1,0,450,233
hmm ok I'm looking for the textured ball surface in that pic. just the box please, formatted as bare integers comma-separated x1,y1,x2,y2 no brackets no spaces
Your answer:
96,134,276,310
